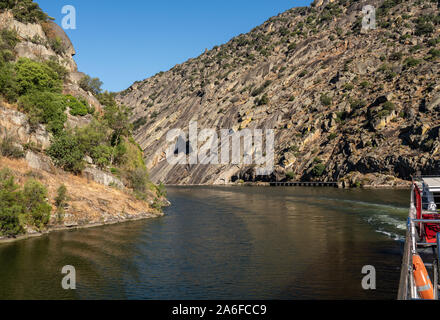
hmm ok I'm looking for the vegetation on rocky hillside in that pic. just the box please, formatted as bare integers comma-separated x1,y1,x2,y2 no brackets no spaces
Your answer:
118,0,440,187
0,0,48,24
0,16,160,197
0,168,51,236
0,1,167,236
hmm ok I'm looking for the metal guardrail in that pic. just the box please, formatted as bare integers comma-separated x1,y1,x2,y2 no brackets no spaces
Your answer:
398,220,411,300
413,175,440,179
269,182,338,187
399,180,440,299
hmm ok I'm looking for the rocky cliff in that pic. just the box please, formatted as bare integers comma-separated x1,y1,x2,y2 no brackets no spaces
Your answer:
0,9,102,112
0,100,165,237
0,3,166,240
117,0,440,187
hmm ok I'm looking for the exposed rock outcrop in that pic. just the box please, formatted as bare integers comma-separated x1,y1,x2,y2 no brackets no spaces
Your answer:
0,4,165,241
0,11,77,72
83,167,124,188
0,156,163,234
117,0,440,186
0,105,51,150
25,150,53,172
0,9,103,112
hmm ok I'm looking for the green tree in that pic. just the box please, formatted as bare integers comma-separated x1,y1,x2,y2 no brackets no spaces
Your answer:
415,19,434,36
54,185,67,221
0,169,24,236
286,171,295,180
15,58,62,95
47,131,85,173
49,37,66,55
127,167,150,200
103,103,132,165
312,163,326,177
44,59,68,81
64,95,89,116
115,138,145,171
75,119,112,167
320,94,332,106
22,179,51,230
0,169,53,235
79,75,103,96
0,133,24,158
97,91,117,107
256,93,269,106
90,145,113,168
0,0,48,23
19,91,67,135
0,28,19,51
0,62,18,102
156,182,167,198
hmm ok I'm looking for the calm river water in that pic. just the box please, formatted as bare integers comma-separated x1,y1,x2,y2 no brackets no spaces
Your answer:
0,186,409,300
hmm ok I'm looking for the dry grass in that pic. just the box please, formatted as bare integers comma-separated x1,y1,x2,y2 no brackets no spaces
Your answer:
0,156,159,227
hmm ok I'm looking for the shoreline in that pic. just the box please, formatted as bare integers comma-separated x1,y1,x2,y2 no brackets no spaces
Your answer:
0,211,164,245
0,183,409,244
164,182,411,189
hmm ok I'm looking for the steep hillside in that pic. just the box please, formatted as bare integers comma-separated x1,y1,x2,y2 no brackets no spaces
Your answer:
0,156,163,239
0,4,102,111
118,0,440,187
0,1,167,240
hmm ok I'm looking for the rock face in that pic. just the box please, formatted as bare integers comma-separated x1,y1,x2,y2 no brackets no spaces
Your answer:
0,11,45,39
0,156,163,232
117,0,440,186
83,167,124,189
0,11,77,72
0,103,158,231
0,5,166,239
0,10,103,112
0,103,124,188
0,105,51,150
25,150,53,172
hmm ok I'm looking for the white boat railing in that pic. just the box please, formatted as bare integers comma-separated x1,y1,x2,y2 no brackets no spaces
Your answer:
399,179,440,299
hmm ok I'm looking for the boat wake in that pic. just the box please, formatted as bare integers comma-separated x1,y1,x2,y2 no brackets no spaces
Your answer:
365,215,406,241
316,197,408,213
304,196,408,241
367,215,406,230
375,230,405,241
313,197,407,241
284,193,408,241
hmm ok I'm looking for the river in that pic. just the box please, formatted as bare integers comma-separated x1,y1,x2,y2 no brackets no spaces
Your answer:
0,186,409,300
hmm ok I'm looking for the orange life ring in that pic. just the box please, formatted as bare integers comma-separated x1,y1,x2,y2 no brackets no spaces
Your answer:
413,254,434,300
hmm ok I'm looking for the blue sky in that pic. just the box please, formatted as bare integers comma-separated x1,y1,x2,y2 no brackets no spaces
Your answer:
37,1,312,92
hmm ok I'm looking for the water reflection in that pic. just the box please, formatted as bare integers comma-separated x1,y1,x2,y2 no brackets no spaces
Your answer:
0,186,408,300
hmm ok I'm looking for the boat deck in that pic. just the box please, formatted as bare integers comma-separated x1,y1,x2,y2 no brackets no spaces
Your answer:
399,177,440,299
422,178,440,192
